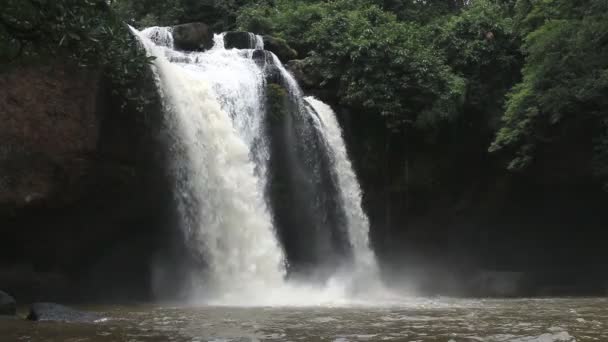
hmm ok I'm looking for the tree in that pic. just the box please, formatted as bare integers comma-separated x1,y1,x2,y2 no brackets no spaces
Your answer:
238,0,465,131
1,0,155,110
433,0,523,133
489,0,608,185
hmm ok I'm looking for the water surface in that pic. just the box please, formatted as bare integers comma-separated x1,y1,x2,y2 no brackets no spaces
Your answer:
2,298,607,341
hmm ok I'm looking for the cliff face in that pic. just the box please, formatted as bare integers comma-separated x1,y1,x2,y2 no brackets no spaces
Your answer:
0,61,178,302
282,55,608,295
0,63,100,208
339,105,608,296
2,52,606,301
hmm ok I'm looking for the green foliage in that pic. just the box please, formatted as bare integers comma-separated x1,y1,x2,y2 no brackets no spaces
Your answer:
490,0,608,180
379,0,468,23
433,0,523,132
266,83,288,121
239,0,465,131
112,0,257,31
4,0,606,188
1,0,155,111
434,0,521,82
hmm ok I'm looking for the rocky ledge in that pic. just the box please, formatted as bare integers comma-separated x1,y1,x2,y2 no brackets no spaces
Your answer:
169,23,298,63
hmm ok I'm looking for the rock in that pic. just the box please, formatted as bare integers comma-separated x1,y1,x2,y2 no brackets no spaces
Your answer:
252,49,274,68
252,50,282,84
0,59,175,303
172,22,213,51
27,303,103,323
286,59,323,90
0,63,101,209
262,36,298,62
224,31,259,50
0,290,16,316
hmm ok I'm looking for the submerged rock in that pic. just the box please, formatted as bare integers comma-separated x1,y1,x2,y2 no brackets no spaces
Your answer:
224,31,258,49
0,290,16,316
172,22,213,51
27,303,103,323
262,36,297,62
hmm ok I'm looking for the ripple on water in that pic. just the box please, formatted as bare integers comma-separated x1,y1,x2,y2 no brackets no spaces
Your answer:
309,316,337,323
487,331,576,342
3,298,608,341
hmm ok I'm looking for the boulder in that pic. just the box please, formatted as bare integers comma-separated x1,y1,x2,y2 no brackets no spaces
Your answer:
262,36,297,62
286,59,323,90
27,303,103,323
172,22,213,51
0,290,16,316
252,49,274,68
252,50,283,84
224,31,259,50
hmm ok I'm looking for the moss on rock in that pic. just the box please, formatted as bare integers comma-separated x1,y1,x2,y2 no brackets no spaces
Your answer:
266,83,289,122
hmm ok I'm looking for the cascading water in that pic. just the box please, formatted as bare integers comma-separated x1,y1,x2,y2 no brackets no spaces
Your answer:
131,26,384,305
305,98,377,270
134,27,285,303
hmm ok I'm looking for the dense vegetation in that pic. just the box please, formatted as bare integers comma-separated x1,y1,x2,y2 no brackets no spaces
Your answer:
2,0,607,187
489,0,608,181
1,0,154,110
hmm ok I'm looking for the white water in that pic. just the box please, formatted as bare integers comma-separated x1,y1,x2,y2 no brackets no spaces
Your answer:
134,27,285,303
132,26,388,305
305,98,378,273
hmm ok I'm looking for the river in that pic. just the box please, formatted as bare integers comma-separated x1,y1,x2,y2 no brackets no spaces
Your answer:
2,298,607,341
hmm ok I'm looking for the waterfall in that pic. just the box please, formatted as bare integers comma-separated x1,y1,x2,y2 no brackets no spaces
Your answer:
305,97,378,273
131,26,384,305
133,27,285,302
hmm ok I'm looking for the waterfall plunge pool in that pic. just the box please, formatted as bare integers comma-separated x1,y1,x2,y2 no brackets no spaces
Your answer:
2,298,607,341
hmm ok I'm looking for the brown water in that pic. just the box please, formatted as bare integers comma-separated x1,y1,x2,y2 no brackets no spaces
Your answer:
1,298,607,341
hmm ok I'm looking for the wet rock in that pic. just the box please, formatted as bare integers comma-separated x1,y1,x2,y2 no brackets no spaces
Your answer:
0,290,16,316
286,59,323,90
262,36,297,62
252,50,274,68
251,50,281,84
172,22,213,51
0,59,173,302
224,31,258,50
27,303,103,323
0,63,101,210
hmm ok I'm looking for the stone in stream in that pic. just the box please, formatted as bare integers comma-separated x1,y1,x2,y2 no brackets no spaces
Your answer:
27,303,104,323
0,290,16,316
172,22,214,51
262,36,297,62
252,50,282,84
224,31,259,49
